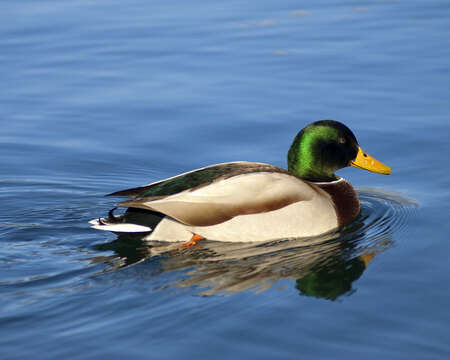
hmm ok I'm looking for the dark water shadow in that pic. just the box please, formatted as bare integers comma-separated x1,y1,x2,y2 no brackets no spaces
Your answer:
93,189,417,300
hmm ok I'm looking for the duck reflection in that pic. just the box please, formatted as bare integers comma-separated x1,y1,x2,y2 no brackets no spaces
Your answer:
93,210,392,300
294,248,376,300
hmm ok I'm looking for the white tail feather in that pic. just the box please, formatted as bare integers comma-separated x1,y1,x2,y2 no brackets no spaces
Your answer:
89,218,151,233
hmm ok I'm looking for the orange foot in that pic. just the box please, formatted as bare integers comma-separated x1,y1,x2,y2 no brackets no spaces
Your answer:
179,234,205,250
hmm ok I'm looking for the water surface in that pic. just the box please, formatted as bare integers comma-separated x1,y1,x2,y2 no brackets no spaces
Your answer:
1,1,450,359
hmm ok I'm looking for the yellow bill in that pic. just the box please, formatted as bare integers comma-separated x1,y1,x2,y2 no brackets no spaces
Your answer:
350,146,392,175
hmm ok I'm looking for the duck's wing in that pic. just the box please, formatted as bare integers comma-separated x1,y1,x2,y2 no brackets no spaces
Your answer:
107,161,290,199
111,162,325,227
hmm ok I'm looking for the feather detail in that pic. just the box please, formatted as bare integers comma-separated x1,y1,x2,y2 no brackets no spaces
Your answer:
106,161,292,199
117,172,318,226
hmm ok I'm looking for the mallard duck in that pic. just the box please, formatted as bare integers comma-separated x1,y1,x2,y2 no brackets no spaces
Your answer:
90,120,391,244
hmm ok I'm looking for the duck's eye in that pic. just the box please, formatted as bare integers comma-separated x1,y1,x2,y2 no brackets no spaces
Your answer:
338,137,346,144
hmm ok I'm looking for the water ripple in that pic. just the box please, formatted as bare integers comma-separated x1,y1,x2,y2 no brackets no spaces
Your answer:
0,187,417,300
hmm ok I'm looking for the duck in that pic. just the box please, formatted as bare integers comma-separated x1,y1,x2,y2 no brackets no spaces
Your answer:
90,120,391,244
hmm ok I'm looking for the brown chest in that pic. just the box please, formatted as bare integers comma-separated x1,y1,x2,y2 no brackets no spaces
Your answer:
316,179,360,227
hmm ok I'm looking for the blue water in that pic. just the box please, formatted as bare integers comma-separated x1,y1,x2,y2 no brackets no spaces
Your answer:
1,1,450,359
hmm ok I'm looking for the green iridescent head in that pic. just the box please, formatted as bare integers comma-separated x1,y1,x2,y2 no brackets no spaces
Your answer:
288,120,391,182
